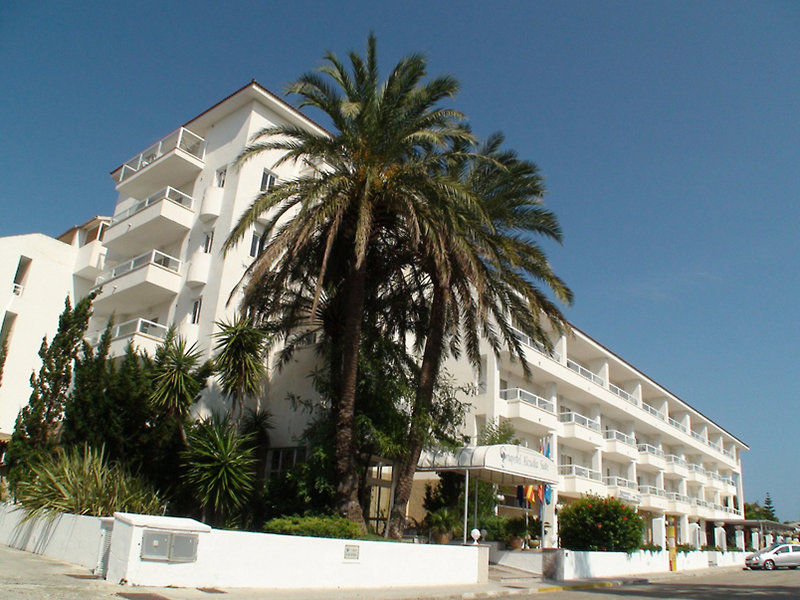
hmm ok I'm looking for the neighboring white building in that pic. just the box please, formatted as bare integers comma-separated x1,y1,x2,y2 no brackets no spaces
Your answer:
0,82,747,550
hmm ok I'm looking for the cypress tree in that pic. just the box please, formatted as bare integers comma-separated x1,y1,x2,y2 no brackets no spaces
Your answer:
763,492,777,521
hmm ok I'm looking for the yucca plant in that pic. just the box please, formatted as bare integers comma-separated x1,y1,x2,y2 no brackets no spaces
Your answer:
182,414,256,525
14,444,164,519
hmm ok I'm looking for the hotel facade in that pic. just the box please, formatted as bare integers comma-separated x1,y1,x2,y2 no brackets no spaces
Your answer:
0,82,748,549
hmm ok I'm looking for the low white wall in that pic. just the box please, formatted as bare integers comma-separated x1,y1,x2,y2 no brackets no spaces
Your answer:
551,549,668,580
0,503,107,571
491,548,545,574
676,550,710,571
715,551,746,567
108,512,489,589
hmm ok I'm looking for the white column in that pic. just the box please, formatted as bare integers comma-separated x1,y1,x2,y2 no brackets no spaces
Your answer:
554,332,567,366
714,522,726,550
689,521,701,549
765,533,774,547
698,520,708,546
652,515,667,549
735,527,745,551
543,430,559,548
751,528,760,550
588,358,609,388
485,351,499,421
679,514,690,544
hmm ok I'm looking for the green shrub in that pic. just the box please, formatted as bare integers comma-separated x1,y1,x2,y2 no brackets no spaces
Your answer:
263,515,363,539
479,515,508,541
701,544,723,552
14,444,164,518
558,494,644,553
676,543,696,553
639,543,663,552
423,507,460,535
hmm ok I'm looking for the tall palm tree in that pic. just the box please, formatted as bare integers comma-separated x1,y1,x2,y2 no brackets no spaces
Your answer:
224,35,473,526
212,316,268,423
386,135,573,537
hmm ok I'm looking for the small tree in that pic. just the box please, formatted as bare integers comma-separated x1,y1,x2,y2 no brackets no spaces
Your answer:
212,316,267,423
558,495,644,553
763,492,777,521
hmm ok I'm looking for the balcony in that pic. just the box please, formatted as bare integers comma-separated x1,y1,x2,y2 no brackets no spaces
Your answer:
74,240,107,279
93,318,169,357
608,382,639,407
500,388,558,434
637,486,668,512
641,402,666,422
690,498,714,519
11,283,23,296
200,186,223,221
93,250,182,315
566,358,606,387
603,429,639,461
559,412,603,448
604,476,640,505
509,326,562,362
104,187,195,255
115,128,205,197
687,464,709,485
667,492,692,514
637,444,666,470
559,464,605,496
664,455,689,478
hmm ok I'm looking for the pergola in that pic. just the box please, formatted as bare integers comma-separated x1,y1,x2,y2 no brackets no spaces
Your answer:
417,444,558,543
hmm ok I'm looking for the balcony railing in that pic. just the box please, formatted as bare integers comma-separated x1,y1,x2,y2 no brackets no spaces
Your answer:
95,250,182,287
637,443,664,457
668,417,687,433
608,382,638,406
566,358,606,387
604,476,636,489
559,464,602,481
117,128,205,183
667,492,690,503
11,283,23,296
692,498,711,508
641,402,666,421
707,441,722,452
500,388,554,413
106,318,168,342
688,463,707,476
510,327,562,362
604,429,636,446
691,431,706,443
638,485,666,497
559,411,601,432
724,448,735,459
110,186,195,226
665,454,687,467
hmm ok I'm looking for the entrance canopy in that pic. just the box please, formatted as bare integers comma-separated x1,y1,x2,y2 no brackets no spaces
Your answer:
417,444,558,486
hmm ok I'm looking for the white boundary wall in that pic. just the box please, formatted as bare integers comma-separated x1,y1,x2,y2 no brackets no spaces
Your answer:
545,548,746,580
0,503,108,571
107,512,489,589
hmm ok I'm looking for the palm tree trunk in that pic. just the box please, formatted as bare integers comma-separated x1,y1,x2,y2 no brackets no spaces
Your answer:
334,263,368,530
387,282,449,539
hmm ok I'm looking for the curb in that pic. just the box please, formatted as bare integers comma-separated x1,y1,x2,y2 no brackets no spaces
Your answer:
461,580,620,598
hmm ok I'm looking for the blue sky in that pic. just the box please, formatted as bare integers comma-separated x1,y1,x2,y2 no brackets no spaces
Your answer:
1,2,798,518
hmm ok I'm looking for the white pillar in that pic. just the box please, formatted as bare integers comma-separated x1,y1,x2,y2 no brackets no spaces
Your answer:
555,332,567,366
735,527,745,551
689,522,701,549
652,515,667,549
751,529,760,550
543,431,559,549
588,358,609,388
698,520,708,547
765,533,774,547
714,522,726,550
679,514,690,544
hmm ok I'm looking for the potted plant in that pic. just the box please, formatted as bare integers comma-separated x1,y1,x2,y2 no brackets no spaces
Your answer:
505,517,528,550
424,507,458,544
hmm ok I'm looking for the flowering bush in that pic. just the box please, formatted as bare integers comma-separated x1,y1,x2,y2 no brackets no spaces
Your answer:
558,494,644,553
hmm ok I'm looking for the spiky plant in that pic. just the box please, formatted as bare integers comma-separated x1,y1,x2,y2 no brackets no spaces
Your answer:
14,444,164,518
182,414,256,525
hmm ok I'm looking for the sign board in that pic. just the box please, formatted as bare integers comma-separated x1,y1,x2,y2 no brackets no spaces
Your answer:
343,544,360,561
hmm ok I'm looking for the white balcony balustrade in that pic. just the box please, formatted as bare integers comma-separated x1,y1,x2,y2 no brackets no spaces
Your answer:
104,187,195,255
603,476,636,489
638,485,667,497
559,464,605,497
11,283,23,296
559,411,602,448
637,443,666,470
608,382,638,406
91,317,169,357
559,411,601,432
500,388,557,433
560,464,602,480
604,429,636,446
93,250,182,314
603,429,639,460
116,128,205,196
566,358,606,387
641,402,666,421
500,388,554,413
637,443,664,457
509,327,562,362
668,417,688,433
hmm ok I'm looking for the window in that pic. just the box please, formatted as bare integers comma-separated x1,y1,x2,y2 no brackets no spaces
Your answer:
190,298,202,325
268,447,307,475
202,231,214,254
216,167,227,188
775,546,789,554
792,546,800,553
260,170,276,192
249,231,262,258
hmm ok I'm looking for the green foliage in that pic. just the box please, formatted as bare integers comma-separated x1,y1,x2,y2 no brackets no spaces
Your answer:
639,543,663,552
478,419,519,445
423,507,460,535
14,444,164,518
213,316,268,420
505,516,542,540
6,294,95,487
676,543,696,553
0,335,8,388
182,415,256,524
763,492,777,520
479,515,508,541
745,501,776,521
263,515,364,539
558,495,645,553
701,544,723,552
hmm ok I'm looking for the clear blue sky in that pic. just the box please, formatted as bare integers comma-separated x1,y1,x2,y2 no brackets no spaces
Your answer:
2,2,798,519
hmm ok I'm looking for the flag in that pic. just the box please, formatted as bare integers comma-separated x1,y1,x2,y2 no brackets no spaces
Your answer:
544,484,552,504
524,485,536,504
544,439,551,459
537,484,544,503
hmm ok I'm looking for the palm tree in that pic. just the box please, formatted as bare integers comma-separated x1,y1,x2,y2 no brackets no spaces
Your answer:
224,34,473,526
212,316,268,423
150,332,203,446
386,135,573,537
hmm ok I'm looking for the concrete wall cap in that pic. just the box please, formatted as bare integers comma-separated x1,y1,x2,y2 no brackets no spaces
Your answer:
113,512,211,533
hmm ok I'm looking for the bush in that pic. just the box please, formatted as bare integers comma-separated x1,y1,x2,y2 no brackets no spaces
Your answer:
558,495,644,553
423,507,460,535
263,515,363,539
14,444,164,518
639,543,663,552
479,514,508,541
676,543,696,553
701,544,723,552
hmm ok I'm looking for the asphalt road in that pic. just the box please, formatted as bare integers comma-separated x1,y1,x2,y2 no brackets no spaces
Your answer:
537,568,800,599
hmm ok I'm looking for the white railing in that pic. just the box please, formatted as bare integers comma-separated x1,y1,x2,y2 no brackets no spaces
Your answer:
11,283,23,296
641,402,666,421
88,318,169,345
665,454,687,467
500,388,555,413
117,127,205,182
667,492,690,503
688,463,707,476
566,358,606,386
724,448,735,459
559,411,601,432
707,441,722,452
509,327,562,362
638,485,666,497
604,429,636,446
668,417,688,433
691,431,705,443
95,250,182,287
637,443,664,457
559,464,602,481
608,382,638,406
692,498,710,508
110,186,195,226
604,476,636,489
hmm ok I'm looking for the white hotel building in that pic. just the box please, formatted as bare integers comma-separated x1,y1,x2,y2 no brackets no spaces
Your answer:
0,82,747,548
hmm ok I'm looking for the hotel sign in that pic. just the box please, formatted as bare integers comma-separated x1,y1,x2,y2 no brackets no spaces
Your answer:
418,444,558,485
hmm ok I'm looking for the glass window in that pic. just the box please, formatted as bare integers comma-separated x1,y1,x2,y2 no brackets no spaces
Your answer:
791,546,800,553
203,231,214,254
190,298,202,325
260,170,276,192
249,231,262,258
775,546,789,554
216,167,227,188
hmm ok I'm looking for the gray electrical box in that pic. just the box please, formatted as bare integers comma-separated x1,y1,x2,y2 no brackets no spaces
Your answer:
141,529,199,563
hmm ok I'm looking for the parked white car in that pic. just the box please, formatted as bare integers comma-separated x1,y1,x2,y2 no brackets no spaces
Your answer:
745,544,800,570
